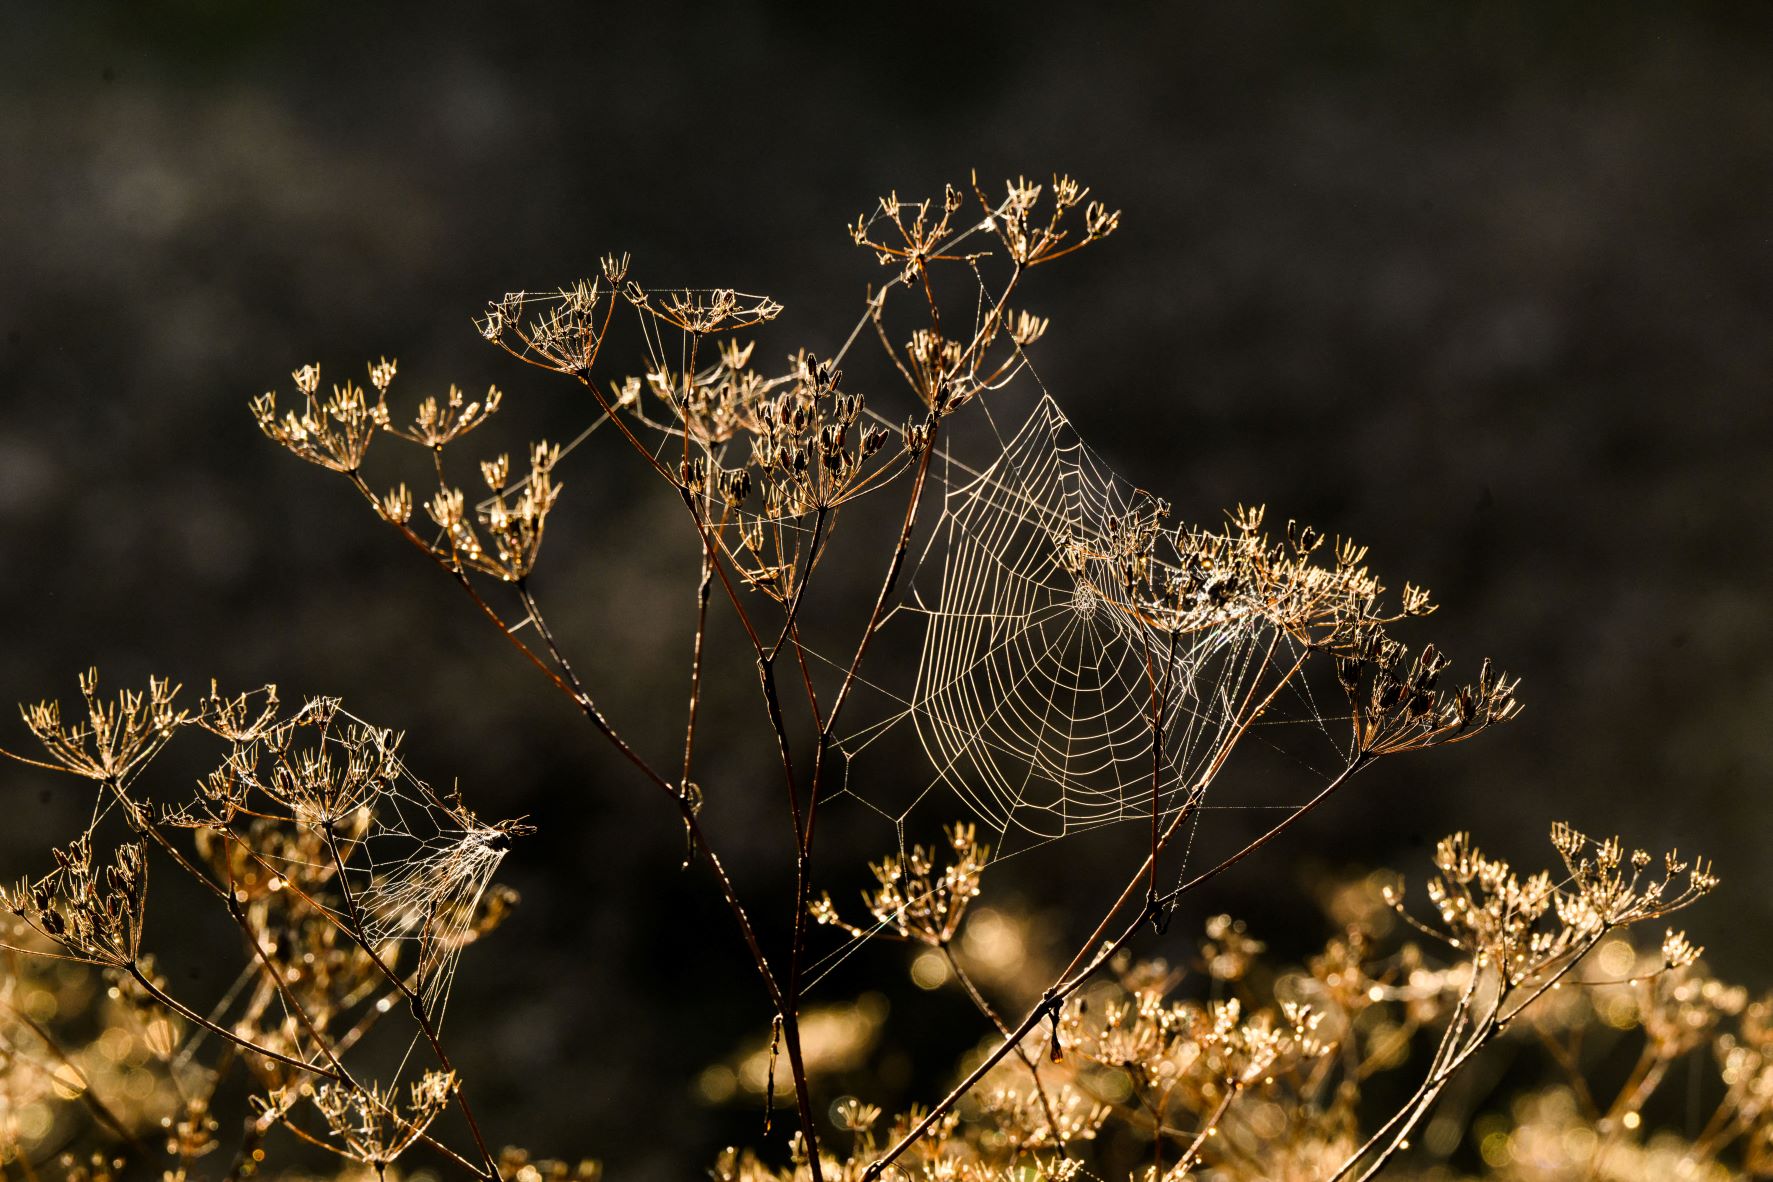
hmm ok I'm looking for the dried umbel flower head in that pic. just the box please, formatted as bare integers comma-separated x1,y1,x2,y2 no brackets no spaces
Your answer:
0,674,528,1179
422,440,564,582
251,363,389,474
482,269,613,376
1400,824,1716,991
18,669,185,784
0,835,148,967
481,279,612,372
234,716,404,827
386,380,503,449
842,175,1117,414
812,823,988,948
631,286,785,336
195,679,280,744
310,1070,456,1168
972,173,1121,268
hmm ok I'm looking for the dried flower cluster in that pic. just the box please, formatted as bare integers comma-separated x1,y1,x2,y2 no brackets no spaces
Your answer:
701,835,1739,1182
812,824,989,948
2,171,1747,1182
2,675,526,1179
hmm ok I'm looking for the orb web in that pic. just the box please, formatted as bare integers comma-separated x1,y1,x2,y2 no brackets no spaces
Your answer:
897,395,1268,847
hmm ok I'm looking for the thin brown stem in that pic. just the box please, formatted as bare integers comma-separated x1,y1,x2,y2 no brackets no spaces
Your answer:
1174,1084,1238,1176
939,945,1064,1146
864,752,1368,1179
371,469,809,1164
126,964,340,1081
682,551,714,789
1163,752,1371,905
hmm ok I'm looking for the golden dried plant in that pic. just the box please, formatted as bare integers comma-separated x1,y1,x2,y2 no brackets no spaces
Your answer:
0,172,1752,1182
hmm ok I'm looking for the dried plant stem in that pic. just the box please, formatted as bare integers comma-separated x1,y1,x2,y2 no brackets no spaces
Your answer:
489,460,829,1181
681,551,714,789
209,817,499,1173
782,417,943,1179
938,945,1065,1147
563,368,855,1177
573,372,768,657
1531,1025,1600,1121
819,415,938,741
357,478,670,794
0,743,85,776
124,964,339,1082
865,751,1368,1179
86,778,408,1145
1162,751,1371,905
511,568,823,1178
1332,931,1607,1182
354,471,785,1033
1056,640,1302,986
759,503,829,843
222,875,359,1086
1143,629,1181,913
221,178,1589,1181
1174,1084,1238,1176
1602,1045,1669,1128
757,649,803,843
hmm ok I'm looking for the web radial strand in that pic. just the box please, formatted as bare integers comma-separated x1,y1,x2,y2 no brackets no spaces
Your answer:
906,395,1264,843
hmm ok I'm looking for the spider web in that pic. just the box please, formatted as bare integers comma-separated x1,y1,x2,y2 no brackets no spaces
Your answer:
333,715,507,1035
795,391,1345,993
234,704,511,1038
351,791,507,1032
826,394,1316,857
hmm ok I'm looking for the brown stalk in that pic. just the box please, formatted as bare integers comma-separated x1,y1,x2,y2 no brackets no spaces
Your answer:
863,752,1368,1179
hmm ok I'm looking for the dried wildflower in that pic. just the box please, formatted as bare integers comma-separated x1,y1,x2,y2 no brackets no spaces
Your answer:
972,173,1121,267
482,279,612,372
194,680,280,744
19,669,185,784
419,440,562,582
1007,310,1050,347
630,286,784,335
851,183,970,271
377,482,414,525
251,365,387,473
30,165,1718,1182
310,1071,455,1167
815,824,988,947
1402,824,1714,991
386,381,503,449
0,836,148,966
367,357,398,395
250,717,402,826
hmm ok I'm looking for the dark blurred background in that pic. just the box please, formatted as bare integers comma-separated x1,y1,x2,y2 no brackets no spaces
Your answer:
2,3,1771,1177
